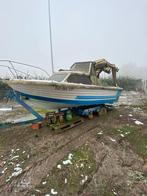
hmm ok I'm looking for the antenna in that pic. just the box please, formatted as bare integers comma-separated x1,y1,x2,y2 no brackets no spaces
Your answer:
47,0,54,74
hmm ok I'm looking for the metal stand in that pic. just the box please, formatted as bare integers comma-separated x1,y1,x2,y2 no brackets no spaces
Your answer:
9,91,44,121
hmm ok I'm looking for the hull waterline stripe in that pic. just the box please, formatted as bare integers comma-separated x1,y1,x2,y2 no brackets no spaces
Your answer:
15,90,121,106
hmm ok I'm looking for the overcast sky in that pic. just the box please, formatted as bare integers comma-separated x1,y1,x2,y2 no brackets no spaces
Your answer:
0,0,147,78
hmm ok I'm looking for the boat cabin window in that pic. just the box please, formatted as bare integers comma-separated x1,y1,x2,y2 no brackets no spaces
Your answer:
71,62,91,73
49,73,68,82
67,74,91,85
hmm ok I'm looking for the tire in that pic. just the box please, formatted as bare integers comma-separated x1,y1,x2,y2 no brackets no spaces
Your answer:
99,107,107,116
88,112,94,119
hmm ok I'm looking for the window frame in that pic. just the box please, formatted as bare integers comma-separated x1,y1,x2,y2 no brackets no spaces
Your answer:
48,73,70,82
71,62,92,75
65,73,92,85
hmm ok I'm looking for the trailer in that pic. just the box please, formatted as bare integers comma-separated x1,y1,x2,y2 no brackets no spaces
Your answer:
0,90,113,130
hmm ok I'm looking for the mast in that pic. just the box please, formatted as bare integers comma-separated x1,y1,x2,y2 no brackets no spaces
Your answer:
47,0,54,74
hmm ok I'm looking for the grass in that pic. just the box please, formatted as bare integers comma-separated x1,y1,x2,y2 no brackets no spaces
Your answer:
119,125,147,158
96,116,147,159
0,146,31,184
30,144,96,195
103,123,147,159
128,170,147,185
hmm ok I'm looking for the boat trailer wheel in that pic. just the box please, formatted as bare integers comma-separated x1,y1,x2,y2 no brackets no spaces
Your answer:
99,107,107,116
88,112,94,119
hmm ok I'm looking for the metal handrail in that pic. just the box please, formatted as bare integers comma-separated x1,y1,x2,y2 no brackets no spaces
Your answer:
0,60,50,79
0,65,35,78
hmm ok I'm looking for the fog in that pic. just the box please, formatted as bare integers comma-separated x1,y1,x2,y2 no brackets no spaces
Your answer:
119,64,147,80
0,0,147,80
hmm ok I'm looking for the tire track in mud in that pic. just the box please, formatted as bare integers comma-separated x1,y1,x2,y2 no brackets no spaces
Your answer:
0,117,101,195
78,149,108,196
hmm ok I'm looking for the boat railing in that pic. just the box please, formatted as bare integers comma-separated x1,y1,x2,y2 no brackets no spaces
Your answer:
0,60,50,80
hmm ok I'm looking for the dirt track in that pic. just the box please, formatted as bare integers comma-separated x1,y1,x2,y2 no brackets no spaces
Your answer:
0,102,147,196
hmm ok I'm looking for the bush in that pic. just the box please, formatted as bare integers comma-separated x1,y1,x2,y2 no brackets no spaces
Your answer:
100,77,143,91
0,80,10,90
0,80,11,99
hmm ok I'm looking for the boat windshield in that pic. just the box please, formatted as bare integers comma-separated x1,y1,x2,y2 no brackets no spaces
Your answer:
71,62,90,73
49,73,68,82
67,74,91,85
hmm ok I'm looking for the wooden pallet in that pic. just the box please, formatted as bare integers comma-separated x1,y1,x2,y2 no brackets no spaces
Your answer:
50,117,84,132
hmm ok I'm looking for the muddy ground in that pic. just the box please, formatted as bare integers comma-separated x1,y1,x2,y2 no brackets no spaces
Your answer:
0,92,147,196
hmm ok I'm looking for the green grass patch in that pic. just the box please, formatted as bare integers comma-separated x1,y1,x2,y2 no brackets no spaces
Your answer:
98,124,147,159
30,145,96,195
0,146,31,183
128,170,147,185
119,125,147,158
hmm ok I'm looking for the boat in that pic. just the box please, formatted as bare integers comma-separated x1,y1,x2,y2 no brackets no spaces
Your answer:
5,59,122,109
